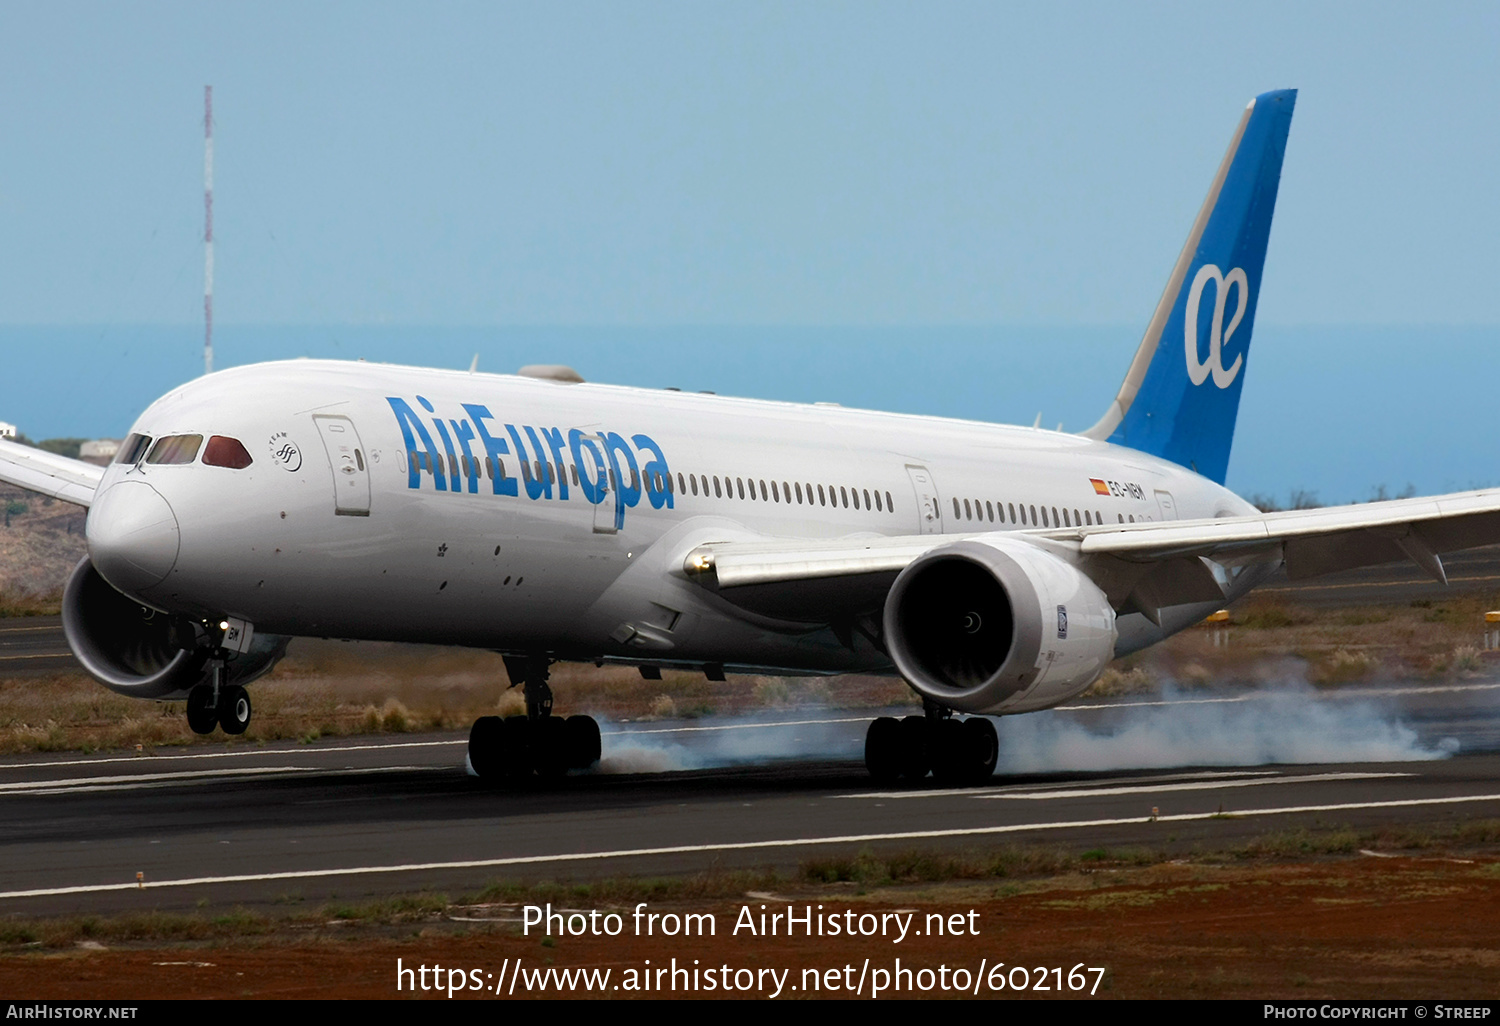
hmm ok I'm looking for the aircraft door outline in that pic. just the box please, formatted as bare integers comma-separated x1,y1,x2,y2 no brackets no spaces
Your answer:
905,464,941,534
312,414,372,517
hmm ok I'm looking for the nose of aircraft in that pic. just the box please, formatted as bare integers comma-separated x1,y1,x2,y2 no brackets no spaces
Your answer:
87,480,181,593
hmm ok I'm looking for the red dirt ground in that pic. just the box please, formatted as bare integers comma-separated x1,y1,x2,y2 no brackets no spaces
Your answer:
3,855,1498,999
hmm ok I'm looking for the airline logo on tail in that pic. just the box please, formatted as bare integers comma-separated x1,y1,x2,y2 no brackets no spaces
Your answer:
1184,263,1248,389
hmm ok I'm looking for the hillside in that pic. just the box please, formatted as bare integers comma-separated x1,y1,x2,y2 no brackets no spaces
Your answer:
0,484,87,611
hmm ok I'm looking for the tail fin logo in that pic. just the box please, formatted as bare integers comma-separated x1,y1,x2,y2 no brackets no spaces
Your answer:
1184,264,1249,389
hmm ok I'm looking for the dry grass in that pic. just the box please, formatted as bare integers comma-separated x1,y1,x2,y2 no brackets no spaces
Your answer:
0,637,918,754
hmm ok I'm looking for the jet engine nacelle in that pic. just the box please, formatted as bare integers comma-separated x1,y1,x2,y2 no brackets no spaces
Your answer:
882,537,1118,715
62,557,289,699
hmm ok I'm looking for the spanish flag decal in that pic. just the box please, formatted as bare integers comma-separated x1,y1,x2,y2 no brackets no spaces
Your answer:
1090,478,1110,496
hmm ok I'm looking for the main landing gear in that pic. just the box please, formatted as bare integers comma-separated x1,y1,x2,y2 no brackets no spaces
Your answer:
864,705,998,786
467,654,602,780
184,660,253,736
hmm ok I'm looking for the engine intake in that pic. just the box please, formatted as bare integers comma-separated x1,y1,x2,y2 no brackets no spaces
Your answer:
62,557,288,699
883,538,1117,714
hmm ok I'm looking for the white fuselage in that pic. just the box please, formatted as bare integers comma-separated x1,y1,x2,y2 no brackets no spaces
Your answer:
90,360,1263,706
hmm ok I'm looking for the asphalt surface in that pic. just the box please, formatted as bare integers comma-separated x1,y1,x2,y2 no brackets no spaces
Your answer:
0,682,1496,917
0,616,73,676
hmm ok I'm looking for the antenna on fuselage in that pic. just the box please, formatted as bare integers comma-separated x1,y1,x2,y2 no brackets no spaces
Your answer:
469,353,479,373
203,85,214,376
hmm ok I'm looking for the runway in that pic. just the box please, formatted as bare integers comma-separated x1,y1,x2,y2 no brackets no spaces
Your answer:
0,680,1497,918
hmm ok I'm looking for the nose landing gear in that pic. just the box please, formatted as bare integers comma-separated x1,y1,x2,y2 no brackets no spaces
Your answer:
184,660,255,736
467,654,602,781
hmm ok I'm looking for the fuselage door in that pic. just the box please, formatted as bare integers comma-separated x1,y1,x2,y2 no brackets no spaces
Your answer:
905,464,942,534
1154,490,1178,521
313,414,371,516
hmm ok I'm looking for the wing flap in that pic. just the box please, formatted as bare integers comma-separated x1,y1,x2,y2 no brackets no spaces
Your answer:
0,439,103,507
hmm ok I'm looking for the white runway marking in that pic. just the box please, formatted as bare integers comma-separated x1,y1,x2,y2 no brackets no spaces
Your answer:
604,716,869,736
0,765,425,796
974,771,1411,801
0,739,467,773
1061,681,1500,712
848,769,1281,800
3,791,1499,901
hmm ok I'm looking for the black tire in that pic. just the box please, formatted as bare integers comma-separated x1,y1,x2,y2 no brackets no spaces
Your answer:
186,686,218,735
897,715,932,781
533,717,570,777
864,717,902,783
960,716,999,784
502,715,532,776
218,685,251,735
930,719,969,785
565,715,602,769
468,716,504,779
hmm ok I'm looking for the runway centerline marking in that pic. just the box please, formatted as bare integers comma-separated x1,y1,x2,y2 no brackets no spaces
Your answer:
3,791,1498,901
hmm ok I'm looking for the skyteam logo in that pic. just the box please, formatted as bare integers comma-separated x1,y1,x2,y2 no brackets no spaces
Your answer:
1184,263,1248,389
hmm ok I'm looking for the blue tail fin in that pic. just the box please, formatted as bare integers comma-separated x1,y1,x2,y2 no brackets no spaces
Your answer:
1083,89,1296,484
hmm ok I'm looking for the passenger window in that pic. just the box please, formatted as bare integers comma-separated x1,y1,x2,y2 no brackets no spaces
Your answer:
690,475,699,496
736,478,745,500
116,433,152,465
1062,509,1070,527
676,473,685,494
852,489,860,510
818,484,826,506
953,497,961,519
964,499,972,520
985,500,994,522
1074,508,1081,526
203,435,253,469
713,477,722,498
886,491,894,513
1041,507,1049,527
1053,507,1060,527
863,489,872,510
145,434,203,465
794,482,803,504
874,490,882,512
1009,503,1016,523
1030,505,1038,525
759,479,768,500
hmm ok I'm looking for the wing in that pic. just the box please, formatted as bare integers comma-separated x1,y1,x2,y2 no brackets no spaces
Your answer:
683,488,1500,625
0,439,104,507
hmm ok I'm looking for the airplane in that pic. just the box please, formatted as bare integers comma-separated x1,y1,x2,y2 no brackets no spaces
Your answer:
5,88,1499,786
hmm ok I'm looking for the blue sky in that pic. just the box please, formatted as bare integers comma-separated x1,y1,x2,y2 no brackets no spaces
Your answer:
0,3,1496,501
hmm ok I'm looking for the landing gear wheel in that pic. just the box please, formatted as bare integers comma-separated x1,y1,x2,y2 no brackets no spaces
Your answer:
864,717,901,783
468,716,504,779
186,686,218,735
218,685,251,735
960,716,999,784
564,715,601,769
502,716,533,777
897,715,932,781
930,718,969,784
533,717,570,777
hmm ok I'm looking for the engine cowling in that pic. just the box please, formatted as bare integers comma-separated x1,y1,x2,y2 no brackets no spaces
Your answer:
62,557,289,699
882,537,1117,714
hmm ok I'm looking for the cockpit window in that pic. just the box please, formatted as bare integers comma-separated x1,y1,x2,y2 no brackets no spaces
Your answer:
115,433,153,465
144,434,204,465
203,436,254,469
